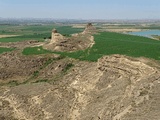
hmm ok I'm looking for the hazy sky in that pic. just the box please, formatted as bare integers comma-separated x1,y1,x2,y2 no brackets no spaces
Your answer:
0,0,160,19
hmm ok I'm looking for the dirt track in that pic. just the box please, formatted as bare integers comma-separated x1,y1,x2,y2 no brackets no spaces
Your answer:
0,35,21,38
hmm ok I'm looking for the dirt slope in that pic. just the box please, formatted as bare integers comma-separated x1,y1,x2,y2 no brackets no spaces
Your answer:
0,55,160,120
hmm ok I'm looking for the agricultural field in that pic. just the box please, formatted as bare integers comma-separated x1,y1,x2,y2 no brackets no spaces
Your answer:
23,31,160,61
0,24,83,42
0,24,83,54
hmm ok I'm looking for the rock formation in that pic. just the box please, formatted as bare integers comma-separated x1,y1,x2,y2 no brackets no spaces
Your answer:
43,24,95,52
82,23,97,34
50,29,65,44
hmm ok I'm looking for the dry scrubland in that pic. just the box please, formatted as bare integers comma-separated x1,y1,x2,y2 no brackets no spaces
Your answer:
0,23,160,120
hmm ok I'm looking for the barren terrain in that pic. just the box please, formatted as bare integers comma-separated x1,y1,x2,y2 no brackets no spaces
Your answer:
105,28,143,33
0,35,21,38
0,53,160,120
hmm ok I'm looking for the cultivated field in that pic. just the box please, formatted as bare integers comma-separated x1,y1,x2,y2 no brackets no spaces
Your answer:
0,24,83,42
23,31,160,61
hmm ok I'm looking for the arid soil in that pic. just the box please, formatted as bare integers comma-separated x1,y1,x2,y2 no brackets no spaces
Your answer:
105,28,143,33
0,53,160,120
0,35,21,38
0,40,41,49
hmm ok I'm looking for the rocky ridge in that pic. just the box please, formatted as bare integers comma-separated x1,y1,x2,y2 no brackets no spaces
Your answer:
0,55,160,120
43,23,96,52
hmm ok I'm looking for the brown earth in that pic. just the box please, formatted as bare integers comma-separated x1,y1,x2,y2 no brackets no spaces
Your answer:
0,35,21,38
0,40,41,49
105,28,143,33
0,53,160,120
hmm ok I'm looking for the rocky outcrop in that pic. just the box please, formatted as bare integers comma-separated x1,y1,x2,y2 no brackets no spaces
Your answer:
50,29,65,44
43,26,95,52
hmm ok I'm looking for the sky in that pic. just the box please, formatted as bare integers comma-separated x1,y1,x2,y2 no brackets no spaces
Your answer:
0,0,160,19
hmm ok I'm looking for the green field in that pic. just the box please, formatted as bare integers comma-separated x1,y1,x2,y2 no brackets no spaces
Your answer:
22,46,53,55
23,32,160,61
0,25,83,42
0,47,15,54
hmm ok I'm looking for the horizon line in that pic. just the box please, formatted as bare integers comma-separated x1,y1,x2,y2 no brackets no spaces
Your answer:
1,17,160,20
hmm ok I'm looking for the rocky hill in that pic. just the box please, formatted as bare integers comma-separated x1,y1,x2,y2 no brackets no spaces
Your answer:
0,54,160,120
43,23,96,52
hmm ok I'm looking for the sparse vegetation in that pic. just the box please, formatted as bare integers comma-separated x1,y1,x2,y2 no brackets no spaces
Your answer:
62,63,74,73
33,79,48,83
40,58,54,69
7,80,19,86
0,47,15,54
22,46,53,55
33,71,39,78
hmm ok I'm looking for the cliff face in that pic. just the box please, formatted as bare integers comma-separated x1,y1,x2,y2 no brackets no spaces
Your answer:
0,55,160,120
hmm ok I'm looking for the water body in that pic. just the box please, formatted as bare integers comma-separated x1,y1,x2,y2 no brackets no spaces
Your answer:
129,30,160,38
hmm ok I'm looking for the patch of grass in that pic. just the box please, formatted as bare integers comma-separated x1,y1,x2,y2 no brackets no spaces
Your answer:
62,63,74,73
32,71,39,78
22,46,53,55
48,63,74,84
0,47,15,54
33,79,48,83
39,55,65,69
40,58,54,69
7,80,19,87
